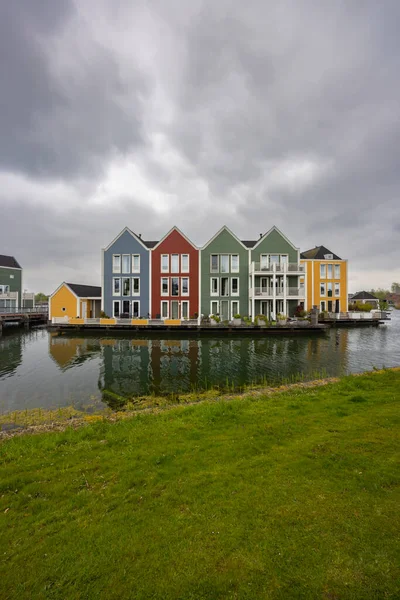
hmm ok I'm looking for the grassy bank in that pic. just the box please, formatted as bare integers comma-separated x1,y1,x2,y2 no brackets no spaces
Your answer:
1,370,399,599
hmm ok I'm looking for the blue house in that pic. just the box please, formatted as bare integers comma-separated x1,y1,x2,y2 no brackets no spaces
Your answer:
102,228,156,318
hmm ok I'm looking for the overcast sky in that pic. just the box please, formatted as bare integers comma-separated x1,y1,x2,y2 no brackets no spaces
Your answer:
1,0,399,294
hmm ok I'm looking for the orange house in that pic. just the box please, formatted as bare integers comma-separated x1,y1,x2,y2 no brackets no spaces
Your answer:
300,246,348,313
49,282,101,321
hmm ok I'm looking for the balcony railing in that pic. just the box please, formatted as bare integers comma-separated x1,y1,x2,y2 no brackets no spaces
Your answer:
0,291,18,300
251,262,305,273
250,287,305,298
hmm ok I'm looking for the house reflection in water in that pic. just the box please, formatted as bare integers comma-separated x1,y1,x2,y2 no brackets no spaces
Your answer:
0,330,23,377
49,334,100,370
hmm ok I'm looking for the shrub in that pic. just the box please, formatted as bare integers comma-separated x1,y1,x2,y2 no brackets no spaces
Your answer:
100,311,110,319
210,314,221,323
233,314,241,319
349,302,374,312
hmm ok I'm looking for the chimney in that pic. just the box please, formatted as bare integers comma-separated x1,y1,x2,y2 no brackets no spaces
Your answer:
139,233,142,238
259,233,263,238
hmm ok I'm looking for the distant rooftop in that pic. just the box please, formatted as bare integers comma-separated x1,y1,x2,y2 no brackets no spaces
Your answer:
351,291,379,301
0,254,22,269
300,245,342,260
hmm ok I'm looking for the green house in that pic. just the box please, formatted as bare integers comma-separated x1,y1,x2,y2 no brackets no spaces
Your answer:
200,227,250,321
0,255,22,310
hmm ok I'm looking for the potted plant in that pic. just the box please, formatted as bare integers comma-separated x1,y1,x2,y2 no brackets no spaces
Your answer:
255,314,267,326
233,313,242,326
277,313,287,325
210,314,221,325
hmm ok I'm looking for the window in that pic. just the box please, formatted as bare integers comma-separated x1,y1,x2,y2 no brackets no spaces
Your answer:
122,254,130,273
161,255,169,272
231,301,239,316
182,301,189,319
221,277,229,296
122,300,130,315
113,278,121,296
335,264,340,278
327,264,333,278
211,300,219,315
132,255,140,273
123,278,130,296
132,278,140,295
320,264,326,278
320,301,326,312
181,254,189,273
335,283,340,297
113,254,121,273
328,300,333,312
270,255,279,265
0,285,10,293
132,301,140,318
211,255,219,273
113,301,120,317
320,282,326,296
211,278,219,296
171,278,179,296
181,278,189,295
171,254,179,273
231,255,239,272
10,275,14,279
231,278,239,296
62,307,66,312
280,255,288,268
327,282,333,297
161,301,168,318
260,255,268,270
220,255,229,273
161,278,169,295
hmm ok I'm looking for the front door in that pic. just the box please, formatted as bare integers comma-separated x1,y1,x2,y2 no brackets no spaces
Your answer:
221,300,229,321
122,300,130,316
260,301,269,317
171,301,179,319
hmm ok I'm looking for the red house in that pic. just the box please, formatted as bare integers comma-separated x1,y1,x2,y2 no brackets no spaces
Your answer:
151,227,199,319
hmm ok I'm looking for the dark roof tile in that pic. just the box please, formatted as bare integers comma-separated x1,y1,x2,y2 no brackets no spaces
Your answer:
0,254,22,269
66,283,101,298
300,245,342,260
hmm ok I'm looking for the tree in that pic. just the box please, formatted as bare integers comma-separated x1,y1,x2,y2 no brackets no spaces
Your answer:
391,282,400,293
35,292,48,303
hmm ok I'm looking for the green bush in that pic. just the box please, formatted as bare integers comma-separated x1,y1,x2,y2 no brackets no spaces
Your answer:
233,314,241,319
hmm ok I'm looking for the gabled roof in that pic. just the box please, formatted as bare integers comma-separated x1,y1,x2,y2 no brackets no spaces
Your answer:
351,291,379,301
202,225,249,251
300,245,342,260
103,227,155,252
0,254,22,269
152,226,198,250
252,225,299,252
241,240,257,248
66,283,101,298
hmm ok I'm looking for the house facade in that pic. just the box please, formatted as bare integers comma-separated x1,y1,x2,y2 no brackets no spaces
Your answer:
301,246,348,313
102,228,155,319
0,255,22,310
200,227,249,321
151,227,199,320
49,283,101,321
350,291,379,309
248,227,305,319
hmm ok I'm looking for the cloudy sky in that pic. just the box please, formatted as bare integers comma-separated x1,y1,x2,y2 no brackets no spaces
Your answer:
1,0,399,294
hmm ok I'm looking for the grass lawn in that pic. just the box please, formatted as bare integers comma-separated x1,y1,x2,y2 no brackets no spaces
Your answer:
1,369,399,599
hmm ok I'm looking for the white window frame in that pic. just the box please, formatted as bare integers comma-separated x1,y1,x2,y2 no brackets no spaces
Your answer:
161,277,169,296
122,254,130,273
171,254,179,273
320,301,326,312
132,300,140,318
231,254,239,273
210,255,219,273
181,254,189,273
161,300,169,319
132,254,140,273
122,299,131,315
181,300,189,319
210,300,219,316
161,254,169,273
181,277,189,296
112,254,121,273
210,277,219,296
327,264,333,278
231,300,239,317
220,255,229,273
231,277,239,296
335,283,340,297
335,264,340,279
132,278,140,296
122,277,130,296
113,300,121,317
327,282,333,297
171,277,179,297
320,264,326,278
221,277,229,297
320,282,326,297
113,277,121,296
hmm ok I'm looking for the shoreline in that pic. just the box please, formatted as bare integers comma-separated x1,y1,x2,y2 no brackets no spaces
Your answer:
2,366,399,440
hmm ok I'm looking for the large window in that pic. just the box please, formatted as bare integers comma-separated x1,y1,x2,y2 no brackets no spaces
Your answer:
122,300,130,315
113,278,121,296
171,254,179,273
320,282,326,296
231,255,239,272
327,282,333,297
132,278,140,295
211,300,219,315
113,301,120,317
335,282,340,297
182,301,189,319
161,255,169,272
260,254,268,270
335,264,340,278
327,264,333,278
0,285,10,293
231,278,239,296
123,278,130,296
220,255,229,273
221,278,229,296
112,254,121,273
320,264,326,278
122,254,130,273
211,255,219,273
320,301,326,312
171,278,179,296
132,301,140,318
161,301,168,318
211,278,219,295
161,278,169,296
181,278,189,295
269,255,279,265
231,300,239,316
132,255,140,273
181,254,189,273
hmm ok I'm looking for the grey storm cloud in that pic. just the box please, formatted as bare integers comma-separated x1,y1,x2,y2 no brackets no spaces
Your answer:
1,0,400,293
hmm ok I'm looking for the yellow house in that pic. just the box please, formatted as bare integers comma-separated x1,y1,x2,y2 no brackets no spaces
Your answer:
49,282,101,322
300,246,348,313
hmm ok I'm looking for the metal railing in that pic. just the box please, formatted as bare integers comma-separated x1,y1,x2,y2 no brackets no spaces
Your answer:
251,262,305,273
0,307,48,315
250,287,305,297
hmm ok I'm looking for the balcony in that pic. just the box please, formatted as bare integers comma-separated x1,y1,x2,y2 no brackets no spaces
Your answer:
251,262,305,274
250,287,305,298
0,291,18,300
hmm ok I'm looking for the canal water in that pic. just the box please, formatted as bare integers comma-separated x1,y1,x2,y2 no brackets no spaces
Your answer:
1,312,399,414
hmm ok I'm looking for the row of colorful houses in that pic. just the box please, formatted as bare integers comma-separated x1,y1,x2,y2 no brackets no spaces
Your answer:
50,225,348,322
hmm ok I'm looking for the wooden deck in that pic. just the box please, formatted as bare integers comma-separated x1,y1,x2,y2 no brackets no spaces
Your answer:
0,310,48,335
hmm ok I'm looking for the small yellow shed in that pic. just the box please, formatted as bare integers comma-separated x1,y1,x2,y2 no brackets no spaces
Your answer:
49,282,101,322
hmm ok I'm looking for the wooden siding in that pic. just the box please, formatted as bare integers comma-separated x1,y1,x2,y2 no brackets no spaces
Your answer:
50,285,78,319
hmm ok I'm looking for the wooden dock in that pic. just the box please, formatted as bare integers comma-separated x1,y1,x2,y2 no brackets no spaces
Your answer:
0,310,48,335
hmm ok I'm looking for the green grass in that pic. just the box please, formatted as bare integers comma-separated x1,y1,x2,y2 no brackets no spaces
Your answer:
1,370,399,599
